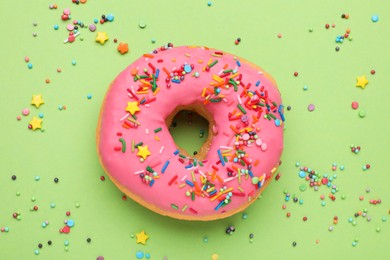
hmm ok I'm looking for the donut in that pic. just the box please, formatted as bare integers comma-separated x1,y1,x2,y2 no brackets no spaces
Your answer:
96,45,284,221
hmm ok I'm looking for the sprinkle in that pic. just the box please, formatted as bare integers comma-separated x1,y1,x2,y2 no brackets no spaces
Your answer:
236,60,241,67
237,104,247,114
159,146,165,154
149,180,155,186
119,138,126,153
185,180,195,187
154,136,160,141
208,60,218,68
181,205,188,212
189,208,198,214
215,201,224,211
173,150,179,155
168,175,178,186
217,150,225,166
181,175,187,181
134,170,145,175
161,161,170,173
131,140,135,152
154,127,162,133
171,204,179,210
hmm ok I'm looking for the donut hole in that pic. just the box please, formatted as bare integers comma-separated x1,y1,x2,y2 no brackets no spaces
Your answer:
166,104,214,161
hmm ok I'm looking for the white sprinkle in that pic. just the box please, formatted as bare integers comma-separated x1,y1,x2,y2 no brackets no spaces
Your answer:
159,146,165,154
220,146,233,150
145,128,149,134
223,176,237,183
120,113,130,122
181,175,187,181
198,170,206,177
218,69,224,76
237,95,242,104
134,170,145,175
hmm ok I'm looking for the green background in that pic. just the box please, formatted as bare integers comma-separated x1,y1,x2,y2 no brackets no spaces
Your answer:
0,0,389,259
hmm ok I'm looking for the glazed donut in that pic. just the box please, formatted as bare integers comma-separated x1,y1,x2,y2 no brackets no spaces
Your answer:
96,45,284,221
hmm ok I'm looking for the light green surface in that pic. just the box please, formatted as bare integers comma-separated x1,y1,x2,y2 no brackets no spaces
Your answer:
0,0,389,259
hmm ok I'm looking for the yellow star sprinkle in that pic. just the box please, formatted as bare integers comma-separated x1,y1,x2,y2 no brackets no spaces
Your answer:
125,101,141,115
31,94,44,108
356,75,368,89
137,145,151,160
95,32,108,45
29,117,42,130
136,230,149,245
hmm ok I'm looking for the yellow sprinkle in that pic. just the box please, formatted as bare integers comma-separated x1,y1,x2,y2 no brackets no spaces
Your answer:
238,169,241,184
198,59,203,63
230,73,239,78
211,54,222,58
206,187,215,193
181,205,188,212
207,58,213,66
153,87,160,96
238,186,244,193
271,167,277,174
185,53,191,57
191,171,196,182
154,175,160,179
140,79,151,86
154,136,160,141
212,75,224,83
136,91,149,95
179,183,186,189
127,117,140,125
201,88,207,97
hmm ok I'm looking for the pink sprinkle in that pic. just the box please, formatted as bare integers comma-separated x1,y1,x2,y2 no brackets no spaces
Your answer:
308,104,315,112
351,101,359,110
22,108,30,116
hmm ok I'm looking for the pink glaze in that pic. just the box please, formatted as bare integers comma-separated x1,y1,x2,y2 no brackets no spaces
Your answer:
97,46,284,220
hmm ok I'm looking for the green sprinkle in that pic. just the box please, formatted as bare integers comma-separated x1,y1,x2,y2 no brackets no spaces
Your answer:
119,138,126,153
132,114,137,120
191,192,195,201
223,156,228,162
139,75,149,79
146,166,154,172
223,69,233,73
198,161,204,167
193,160,197,167
208,60,218,68
210,98,222,102
269,113,276,119
133,76,139,82
179,154,187,159
154,127,162,133
135,142,143,148
237,104,247,114
171,204,179,210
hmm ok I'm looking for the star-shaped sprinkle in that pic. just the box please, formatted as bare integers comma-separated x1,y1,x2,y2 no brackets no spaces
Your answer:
125,101,141,115
356,75,368,89
95,32,108,45
29,117,42,130
137,145,151,160
31,94,44,108
136,230,149,245
117,42,129,54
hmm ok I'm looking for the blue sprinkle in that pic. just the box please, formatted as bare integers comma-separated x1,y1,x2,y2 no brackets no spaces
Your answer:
184,64,192,73
184,164,193,169
214,200,224,211
54,24,59,30
372,15,379,22
145,253,151,259
209,190,217,195
298,171,306,178
171,79,181,84
94,18,98,23
149,179,155,187
66,219,75,227
274,119,281,127
255,80,260,86
155,69,160,79
107,14,114,22
248,170,254,177
161,160,170,173
236,60,241,67
185,180,194,187
39,113,44,118
136,251,144,259
173,150,179,155
217,149,225,166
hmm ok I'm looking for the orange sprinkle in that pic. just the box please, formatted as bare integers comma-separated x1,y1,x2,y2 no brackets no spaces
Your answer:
163,67,170,76
201,88,207,97
223,64,229,69
171,58,176,62
197,60,203,63
194,182,201,192
143,53,154,58
254,159,259,166
215,175,223,184
136,91,149,95
130,67,138,76
154,136,160,141
230,125,239,133
140,79,152,87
